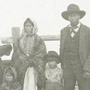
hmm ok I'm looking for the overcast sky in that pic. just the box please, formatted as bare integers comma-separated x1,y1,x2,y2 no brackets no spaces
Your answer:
0,0,90,53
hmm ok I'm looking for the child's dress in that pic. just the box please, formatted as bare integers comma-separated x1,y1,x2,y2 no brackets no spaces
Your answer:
45,65,63,90
0,81,22,90
0,66,22,90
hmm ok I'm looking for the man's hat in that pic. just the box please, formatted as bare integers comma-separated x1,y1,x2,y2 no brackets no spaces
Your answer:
0,44,12,56
61,4,86,20
44,51,60,63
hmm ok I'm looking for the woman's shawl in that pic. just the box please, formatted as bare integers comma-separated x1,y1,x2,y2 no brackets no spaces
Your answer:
11,34,46,76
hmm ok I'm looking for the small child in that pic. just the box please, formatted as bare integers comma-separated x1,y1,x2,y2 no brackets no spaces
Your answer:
0,44,12,85
0,66,22,90
44,51,63,90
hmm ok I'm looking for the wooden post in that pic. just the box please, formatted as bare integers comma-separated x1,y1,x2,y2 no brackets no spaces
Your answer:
41,35,60,41
11,27,60,41
12,27,20,45
1,27,60,44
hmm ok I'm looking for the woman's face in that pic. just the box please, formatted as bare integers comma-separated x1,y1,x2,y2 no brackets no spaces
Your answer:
5,73,13,82
24,22,34,34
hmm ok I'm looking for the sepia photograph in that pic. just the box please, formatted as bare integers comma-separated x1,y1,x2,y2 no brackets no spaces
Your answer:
0,0,90,90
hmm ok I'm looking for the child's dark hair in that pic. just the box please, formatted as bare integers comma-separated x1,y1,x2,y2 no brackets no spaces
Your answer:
44,51,60,64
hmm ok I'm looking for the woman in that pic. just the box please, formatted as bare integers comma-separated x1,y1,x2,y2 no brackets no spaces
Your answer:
11,18,46,90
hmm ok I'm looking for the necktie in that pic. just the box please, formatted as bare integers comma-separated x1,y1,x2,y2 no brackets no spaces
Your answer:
70,26,78,37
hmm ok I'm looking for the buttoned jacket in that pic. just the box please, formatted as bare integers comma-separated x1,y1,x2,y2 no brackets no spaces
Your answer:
60,23,90,72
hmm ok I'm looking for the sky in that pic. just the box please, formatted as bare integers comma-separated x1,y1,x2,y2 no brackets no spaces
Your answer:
0,0,90,53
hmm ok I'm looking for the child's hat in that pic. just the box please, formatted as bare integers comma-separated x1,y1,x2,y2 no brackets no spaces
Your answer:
44,51,60,63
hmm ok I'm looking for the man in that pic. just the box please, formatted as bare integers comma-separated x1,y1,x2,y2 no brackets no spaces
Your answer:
60,4,90,90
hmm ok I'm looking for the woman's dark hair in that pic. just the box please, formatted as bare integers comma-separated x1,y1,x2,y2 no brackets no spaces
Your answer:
24,18,34,27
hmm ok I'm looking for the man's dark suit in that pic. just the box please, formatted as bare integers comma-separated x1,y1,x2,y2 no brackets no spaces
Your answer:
60,23,90,90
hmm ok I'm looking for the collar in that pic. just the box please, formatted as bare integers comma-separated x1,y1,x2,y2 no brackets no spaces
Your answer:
69,22,81,28
69,22,81,32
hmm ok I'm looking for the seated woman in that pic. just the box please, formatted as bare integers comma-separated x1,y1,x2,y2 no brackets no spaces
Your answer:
11,18,46,90
0,66,22,90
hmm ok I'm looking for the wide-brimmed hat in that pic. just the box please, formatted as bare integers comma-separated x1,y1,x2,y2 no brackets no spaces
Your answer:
61,4,86,20
0,44,12,56
44,51,60,63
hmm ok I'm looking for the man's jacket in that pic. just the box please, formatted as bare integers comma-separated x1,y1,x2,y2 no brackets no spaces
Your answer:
60,23,90,72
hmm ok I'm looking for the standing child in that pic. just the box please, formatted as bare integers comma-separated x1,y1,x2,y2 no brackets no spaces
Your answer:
44,51,63,90
0,66,22,90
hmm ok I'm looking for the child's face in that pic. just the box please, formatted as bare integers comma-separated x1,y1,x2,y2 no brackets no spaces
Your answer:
5,73,13,82
48,57,57,69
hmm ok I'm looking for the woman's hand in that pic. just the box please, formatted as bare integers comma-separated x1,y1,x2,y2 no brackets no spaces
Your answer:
20,54,29,64
83,71,90,79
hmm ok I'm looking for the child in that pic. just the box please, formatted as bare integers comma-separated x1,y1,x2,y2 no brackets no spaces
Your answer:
0,44,12,85
0,66,22,90
44,51,63,90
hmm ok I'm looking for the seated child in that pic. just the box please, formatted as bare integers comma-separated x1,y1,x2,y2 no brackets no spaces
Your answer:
44,51,63,90
0,66,22,90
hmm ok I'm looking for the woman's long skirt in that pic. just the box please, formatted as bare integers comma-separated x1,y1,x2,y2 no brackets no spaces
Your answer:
23,67,37,90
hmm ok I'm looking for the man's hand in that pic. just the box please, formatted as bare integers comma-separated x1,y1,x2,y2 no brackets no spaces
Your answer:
83,71,90,79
